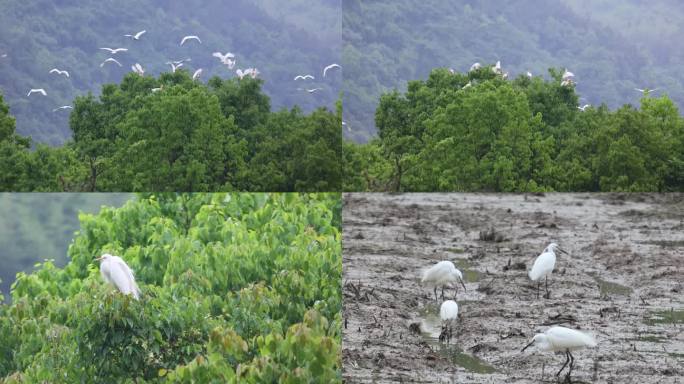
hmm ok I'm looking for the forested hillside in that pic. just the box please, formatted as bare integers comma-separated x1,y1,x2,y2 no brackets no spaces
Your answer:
0,193,341,382
343,68,684,192
0,194,131,301
0,0,340,145
343,0,684,141
0,72,342,191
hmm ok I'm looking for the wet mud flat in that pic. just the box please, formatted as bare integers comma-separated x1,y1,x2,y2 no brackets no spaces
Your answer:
342,193,683,383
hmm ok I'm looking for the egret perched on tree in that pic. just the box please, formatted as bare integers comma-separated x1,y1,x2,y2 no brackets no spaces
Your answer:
529,243,567,299
439,300,459,344
469,62,482,72
131,63,145,76
492,60,502,75
422,260,467,301
167,62,183,73
522,326,597,381
96,254,141,300
124,30,146,40
578,104,590,112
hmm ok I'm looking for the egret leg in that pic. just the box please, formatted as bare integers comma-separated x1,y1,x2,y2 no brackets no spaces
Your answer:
545,276,550,299
556,350,570,377
441,286,445,300
565,351,575,382
433,286,438,301
536,281,540,299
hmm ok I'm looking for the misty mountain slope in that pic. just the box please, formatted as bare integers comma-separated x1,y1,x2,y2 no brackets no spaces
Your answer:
0,0,340,145
343,0,684,142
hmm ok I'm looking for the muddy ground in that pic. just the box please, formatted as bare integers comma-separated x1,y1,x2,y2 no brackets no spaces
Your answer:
342,194,683,383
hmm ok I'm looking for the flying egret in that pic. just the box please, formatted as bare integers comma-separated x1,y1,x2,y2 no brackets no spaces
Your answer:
522,326,597,381
212,51,235,63
634,87,659,95
439,300,459,344
529,243,567,299
167,62,183,73
52,105,73,112
131,63,144,76
124,30,146,40
578,104,590,111
96,253,141,300
180,35,201,46
323,63,340,77
560,79,575,87
27,88,47,97
422,260,467,301
99,47,128,54
49,68,70,78
100,58,122,67
469,62,481,72
305,88,322,94
192,68,203,81
294,74,315,81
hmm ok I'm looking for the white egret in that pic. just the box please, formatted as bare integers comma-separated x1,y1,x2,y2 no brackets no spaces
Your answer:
151,85,163,93
529,243,567,298
578,104,590,111
180,35,201,46
192,68,203,81
99,47,128,54
52,105,73,112
526,71,533,78
27,88,47,97
96,253,141,299
422,260,467,301
562,69,574,80
323,63,340,77
212,51,235,63
100,58,122,67
560,79,574,87
492,60,502,75
462,82,472,90
304,88,322,94
439,300,459,344
49,68,70,78
469,62,482,72
522,326,597,381
131,63,144,76
167,62,183,73
294,74,315,81
124,30,146,40
635,87,659,95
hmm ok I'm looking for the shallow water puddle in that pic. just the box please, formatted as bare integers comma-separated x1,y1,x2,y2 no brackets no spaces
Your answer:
418,306,496,374
591,275,632,296
451,258,480,283
645,308,684,325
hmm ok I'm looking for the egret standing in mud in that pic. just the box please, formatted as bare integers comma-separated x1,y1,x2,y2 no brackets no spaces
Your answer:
528,243,567,299
439,300,459,344
522,326,597,382
422,260,467,301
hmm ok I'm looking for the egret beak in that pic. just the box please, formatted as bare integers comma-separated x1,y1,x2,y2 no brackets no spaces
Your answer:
521,340,534,352
95,256,104,262
557,247,569,255
459,277,467,292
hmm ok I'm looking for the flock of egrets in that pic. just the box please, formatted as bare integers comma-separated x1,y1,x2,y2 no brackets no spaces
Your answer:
21,28,341,115
455,60,661,113
421,242,597,382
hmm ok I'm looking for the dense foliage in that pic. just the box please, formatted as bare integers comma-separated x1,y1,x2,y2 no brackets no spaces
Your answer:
0,193,342,382
0,72,342,191
343,0,684,141
0,0,340,145
0,193,131,300
343,68,684,192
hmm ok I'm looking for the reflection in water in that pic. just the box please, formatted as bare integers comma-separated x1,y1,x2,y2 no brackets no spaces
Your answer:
419,304,496,374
